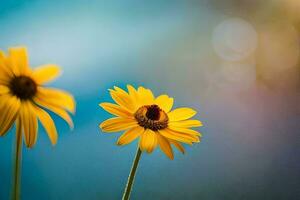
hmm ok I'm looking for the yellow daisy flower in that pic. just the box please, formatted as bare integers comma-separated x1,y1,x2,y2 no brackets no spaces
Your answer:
0,47,75,147
99,85,202,159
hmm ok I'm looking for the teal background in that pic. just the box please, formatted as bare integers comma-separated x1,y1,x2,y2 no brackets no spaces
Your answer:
0,1,299,199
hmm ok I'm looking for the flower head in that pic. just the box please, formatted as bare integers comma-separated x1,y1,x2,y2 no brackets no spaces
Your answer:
0,47,75,148
99,85,202,159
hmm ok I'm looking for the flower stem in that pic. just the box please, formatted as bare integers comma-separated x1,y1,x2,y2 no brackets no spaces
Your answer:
11,119,22,200
122,147,142,200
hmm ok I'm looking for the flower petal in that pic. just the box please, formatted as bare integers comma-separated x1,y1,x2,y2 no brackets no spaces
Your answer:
113,86,129,96
126,84,140,111
170,140,185,154
157,134,174,159
0,85,9,95
0,61,11,83
169,120,203,128
19,102,38,148
0,58,14,81
32,64,61,85
110,89,136,112
33,105,58,145
34,97,74,129
117,126,144,145
99,103,133,118
35,87,76,113
0,50,5,59
100,117,137,132
139,129,157,153
8,47,29,75
168,108,197,122
158,128,199,144
137,87,154,106
168,126,202,136
154,95,174,113
127,84,138,103
0,95,20,136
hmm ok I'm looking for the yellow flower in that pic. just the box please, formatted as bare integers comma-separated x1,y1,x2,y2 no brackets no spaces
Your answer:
99,85,203,159
0,47,75,148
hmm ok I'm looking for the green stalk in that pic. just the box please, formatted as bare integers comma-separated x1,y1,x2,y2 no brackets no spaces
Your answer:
11,119,23,200
122,147,142,200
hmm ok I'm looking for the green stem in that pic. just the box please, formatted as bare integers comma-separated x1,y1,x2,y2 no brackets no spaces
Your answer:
11,119,22,200
122,147,142,200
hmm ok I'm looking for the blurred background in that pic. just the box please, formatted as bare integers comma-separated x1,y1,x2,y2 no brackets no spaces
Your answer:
0,0,299,199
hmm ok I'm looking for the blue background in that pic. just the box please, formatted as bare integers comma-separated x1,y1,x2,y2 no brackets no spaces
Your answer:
0,0,299,199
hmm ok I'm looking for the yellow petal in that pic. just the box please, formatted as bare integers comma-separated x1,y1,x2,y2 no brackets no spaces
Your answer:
158,128,199,144
139,129,157,153
0,50,5,59
114,86,138,108
0,58,14,81
169,120,203,128
0,76,9,85
8,47,29,75
0,85,9,95
154,95,174,113
137,87,154,106
126,84,140,111
36,87,76,113
170,140,185,154
99,103,133,118
100,117,137,132
32,64,61,85
110,89,136,112
127,85,139,104
0,59,11,83
19,102,38,148
168,108,197,122
117,126,144,145
168,126,202,136
34,97,74,129
33,106,58,145
0,95,20,136
113,86,129,96
157,134,174,160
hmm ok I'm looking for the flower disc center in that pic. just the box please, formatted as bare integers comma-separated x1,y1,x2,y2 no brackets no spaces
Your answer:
10,76,37,100
134,104,168,131
145,105,161,120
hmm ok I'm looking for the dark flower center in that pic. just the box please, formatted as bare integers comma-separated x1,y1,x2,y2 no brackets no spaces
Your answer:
134,104,168,131
145,105,161,120
9,76,37,100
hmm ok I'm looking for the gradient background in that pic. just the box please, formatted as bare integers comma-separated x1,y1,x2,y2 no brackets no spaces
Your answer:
0,0,299,199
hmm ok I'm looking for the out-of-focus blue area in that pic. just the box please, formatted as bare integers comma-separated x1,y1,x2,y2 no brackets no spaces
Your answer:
0,0,299,200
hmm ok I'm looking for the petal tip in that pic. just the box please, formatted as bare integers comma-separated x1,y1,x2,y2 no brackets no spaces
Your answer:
126,84,134,89
50,136,58,146
168,155,174,160
99,103,107,109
